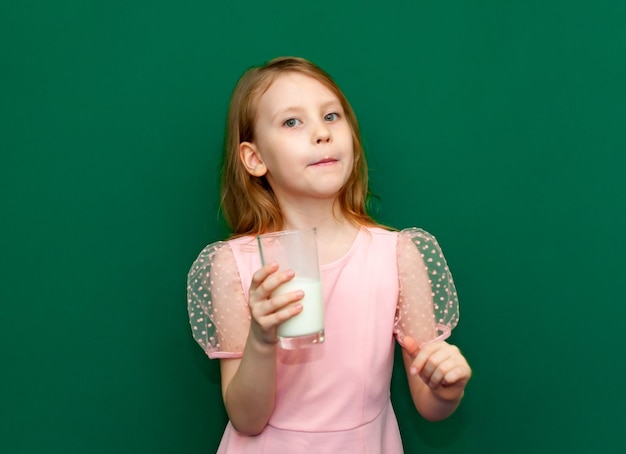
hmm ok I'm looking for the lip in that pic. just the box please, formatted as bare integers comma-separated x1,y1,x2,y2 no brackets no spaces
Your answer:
309,157,338,166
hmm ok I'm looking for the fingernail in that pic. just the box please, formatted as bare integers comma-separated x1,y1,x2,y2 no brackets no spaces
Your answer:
410,366,417,376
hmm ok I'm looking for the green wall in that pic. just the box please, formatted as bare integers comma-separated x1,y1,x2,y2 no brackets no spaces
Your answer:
2,1,625,452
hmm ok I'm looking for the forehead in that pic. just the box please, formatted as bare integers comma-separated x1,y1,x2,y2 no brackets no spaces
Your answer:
257,72,340,111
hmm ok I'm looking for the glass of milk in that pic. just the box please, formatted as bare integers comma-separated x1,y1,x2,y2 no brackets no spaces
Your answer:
257,228,324,349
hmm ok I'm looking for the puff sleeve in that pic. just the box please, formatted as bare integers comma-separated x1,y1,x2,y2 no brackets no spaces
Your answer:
187,241,251,359
395,228,460,347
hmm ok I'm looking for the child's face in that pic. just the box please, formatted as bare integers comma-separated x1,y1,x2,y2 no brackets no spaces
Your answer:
244,72,354,203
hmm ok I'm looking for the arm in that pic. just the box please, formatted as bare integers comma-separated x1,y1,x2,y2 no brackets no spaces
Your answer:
395,228,469,420
220,340,277,435
219,263,303,435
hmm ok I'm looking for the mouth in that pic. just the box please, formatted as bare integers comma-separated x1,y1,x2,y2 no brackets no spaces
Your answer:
309,157,338,166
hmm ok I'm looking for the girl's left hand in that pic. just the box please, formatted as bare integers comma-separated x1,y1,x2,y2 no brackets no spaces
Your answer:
402,337,472,402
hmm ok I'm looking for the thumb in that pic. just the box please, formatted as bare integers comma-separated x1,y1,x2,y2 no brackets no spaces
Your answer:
401,335,419,357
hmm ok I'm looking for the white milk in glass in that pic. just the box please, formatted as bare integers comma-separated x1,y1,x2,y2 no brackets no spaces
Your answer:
273,277,324,337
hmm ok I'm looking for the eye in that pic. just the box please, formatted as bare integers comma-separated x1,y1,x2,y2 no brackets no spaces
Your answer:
283,118,302,128
324,112,339,122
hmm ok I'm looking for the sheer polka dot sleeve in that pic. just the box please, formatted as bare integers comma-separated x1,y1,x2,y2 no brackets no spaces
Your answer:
187,241,250,359
395,228,459,347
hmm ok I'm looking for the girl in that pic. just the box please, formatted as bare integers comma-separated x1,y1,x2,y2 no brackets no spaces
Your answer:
187,56,471,453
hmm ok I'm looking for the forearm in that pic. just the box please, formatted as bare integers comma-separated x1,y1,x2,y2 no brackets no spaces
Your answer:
411,382,463,421
223,337,278,435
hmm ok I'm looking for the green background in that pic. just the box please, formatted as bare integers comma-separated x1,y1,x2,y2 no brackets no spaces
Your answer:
2,1,625,452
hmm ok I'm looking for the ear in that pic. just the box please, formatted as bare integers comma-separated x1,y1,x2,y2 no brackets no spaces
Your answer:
239,141,268,177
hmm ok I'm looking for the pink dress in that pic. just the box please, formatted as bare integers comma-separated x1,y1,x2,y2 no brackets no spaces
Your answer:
187,227,459,453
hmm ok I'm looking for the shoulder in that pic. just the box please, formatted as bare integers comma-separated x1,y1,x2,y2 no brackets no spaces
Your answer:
363,225,398,239
226,235,257,247
188,236,256,276
194,235,260,272
191,236,257,258
362,226,438,244
225,235,259,262
189,240,228,274
396,227,441,249
188,240,238,283
356,226,399,256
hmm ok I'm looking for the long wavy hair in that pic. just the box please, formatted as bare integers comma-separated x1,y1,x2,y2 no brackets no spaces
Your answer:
221,56,379,237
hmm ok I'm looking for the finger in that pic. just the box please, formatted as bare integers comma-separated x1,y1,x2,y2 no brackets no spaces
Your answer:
410,341,449,376
268,297,304,326
257,269,296,297
416,350,451,384
420,348,471,388
266,289,304,314
425,357,460,388
442,364,472,386
250,262,280,293
251,289,304,328
401,335,419,357
254,300,303,335
249,289,304,344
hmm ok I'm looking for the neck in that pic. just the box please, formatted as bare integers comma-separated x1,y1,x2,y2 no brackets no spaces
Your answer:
278,197,360,265
279,196,344,231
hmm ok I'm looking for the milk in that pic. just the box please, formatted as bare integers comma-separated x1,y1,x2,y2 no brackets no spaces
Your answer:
273,277,324,337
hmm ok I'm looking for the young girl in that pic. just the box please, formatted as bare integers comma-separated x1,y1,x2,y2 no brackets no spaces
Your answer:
187,56,471,453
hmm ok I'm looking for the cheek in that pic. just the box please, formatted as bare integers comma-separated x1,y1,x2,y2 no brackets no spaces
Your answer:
342,124,355,148
254,134,284,167
345,133,355,159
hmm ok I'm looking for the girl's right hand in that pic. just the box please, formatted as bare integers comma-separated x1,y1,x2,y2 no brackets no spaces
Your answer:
248,262,304,346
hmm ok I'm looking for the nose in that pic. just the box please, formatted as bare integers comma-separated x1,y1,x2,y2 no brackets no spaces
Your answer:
313,122,332,144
